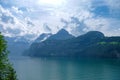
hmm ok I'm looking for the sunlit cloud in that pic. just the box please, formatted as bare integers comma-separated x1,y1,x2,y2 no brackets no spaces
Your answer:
0,0,120,41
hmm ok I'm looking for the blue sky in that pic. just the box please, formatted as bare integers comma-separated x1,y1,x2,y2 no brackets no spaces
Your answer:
0,0,120,40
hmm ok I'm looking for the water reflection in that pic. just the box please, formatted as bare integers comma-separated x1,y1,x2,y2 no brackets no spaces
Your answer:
10,57,120,80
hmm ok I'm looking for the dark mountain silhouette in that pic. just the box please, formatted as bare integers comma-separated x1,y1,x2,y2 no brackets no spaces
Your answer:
25,30,120,58
47,29,75,40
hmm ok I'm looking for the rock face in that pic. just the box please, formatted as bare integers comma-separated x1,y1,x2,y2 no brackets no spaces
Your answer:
34,33,52,43
26,29,120,58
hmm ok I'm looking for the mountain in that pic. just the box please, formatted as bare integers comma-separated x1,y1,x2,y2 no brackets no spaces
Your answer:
25,31,120,58
47,29,75,40
34,33,52,43
23,29,75,56
5,36,30,56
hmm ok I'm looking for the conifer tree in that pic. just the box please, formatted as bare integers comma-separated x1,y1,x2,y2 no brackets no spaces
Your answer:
0,32,17,80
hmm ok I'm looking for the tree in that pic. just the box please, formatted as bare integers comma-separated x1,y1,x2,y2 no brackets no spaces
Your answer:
0,32,17,80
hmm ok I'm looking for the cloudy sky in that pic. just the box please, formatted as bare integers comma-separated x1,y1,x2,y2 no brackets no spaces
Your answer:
0,0,120,40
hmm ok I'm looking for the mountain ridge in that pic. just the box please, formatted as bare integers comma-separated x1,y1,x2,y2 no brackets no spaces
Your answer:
47,29,75,40
34,33,52,43
25,30,120,58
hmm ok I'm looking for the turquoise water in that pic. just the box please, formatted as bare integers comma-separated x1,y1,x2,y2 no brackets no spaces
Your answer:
10,57,120,80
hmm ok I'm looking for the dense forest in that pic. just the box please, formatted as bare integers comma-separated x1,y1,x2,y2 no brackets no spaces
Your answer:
0,33,17,80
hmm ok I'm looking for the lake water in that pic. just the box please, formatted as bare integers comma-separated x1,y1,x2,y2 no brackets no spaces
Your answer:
10,56,120,80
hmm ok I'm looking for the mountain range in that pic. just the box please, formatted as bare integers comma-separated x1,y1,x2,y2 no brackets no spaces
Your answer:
25,29,120,58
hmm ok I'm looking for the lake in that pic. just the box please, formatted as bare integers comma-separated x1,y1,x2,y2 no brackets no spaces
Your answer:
10,56,120,80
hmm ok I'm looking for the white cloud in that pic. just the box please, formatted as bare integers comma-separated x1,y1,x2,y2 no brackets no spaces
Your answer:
84,17,120,36
0,5,45,39
105,0,120,9
12,6,23,14
105,0,120,18
0,0,120,41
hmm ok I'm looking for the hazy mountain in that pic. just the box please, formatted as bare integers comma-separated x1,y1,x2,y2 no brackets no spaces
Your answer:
5,36,30,56
25,31,120,58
